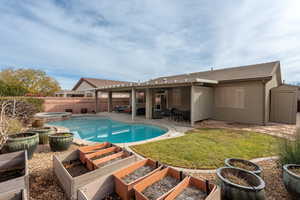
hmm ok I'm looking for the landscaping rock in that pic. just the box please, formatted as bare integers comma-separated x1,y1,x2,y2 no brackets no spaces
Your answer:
175,186,206,200
122,165,155,184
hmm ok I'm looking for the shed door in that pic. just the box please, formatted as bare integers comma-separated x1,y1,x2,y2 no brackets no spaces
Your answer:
271,91,297,124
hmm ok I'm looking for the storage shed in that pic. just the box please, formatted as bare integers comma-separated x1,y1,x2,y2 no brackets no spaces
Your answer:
270,84,300,124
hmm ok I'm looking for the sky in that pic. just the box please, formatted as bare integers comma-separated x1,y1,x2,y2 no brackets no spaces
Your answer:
0,0,300,89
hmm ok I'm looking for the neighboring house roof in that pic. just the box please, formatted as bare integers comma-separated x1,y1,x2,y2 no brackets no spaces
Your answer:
149,61,280,84
72,78,132,91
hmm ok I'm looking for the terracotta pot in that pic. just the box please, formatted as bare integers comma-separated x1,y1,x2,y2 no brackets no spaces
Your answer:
283,164,300,198
133,167,184,200
78,142,112,164
113,159,162,200
86,151,131,170
32,119,44,128
216,167,265,200
225,158,262,176
165,176,220,200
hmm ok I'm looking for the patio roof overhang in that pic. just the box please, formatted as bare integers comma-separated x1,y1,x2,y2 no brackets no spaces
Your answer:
80,78,219,92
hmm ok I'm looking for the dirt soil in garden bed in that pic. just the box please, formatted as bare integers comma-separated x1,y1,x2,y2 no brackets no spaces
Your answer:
96,156,123,168
175,186,206,200
0,167,25,182
122,165,156,184
222,172,252,187
230,160,257,171
102,192,121,200
63,159,90,177
289,167,300,176
189,159,292,200
142,176,180,200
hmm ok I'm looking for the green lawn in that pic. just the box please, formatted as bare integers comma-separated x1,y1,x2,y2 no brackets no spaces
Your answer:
131,128,282,169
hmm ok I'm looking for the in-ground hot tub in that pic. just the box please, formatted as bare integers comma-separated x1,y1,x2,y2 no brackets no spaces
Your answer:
34,112,72,122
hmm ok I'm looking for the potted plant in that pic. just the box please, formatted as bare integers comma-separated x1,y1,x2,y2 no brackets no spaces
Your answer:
280,125,300,198
5,132,39,159
216,167,265,200
30,126,56,144
32,118,44,128
225,158,262,176
49,132,73,151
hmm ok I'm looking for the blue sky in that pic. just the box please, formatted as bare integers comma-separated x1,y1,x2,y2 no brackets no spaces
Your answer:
0,0,299,89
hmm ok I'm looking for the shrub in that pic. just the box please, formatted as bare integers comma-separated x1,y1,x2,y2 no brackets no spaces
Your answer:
279,128,300,165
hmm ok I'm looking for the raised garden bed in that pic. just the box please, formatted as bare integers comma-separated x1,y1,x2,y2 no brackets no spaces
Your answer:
86,150,131,171
133,167,184,200
113,159,162,200
53,149,139,200
165,177,219,200
0,151,29,197
79,142,113,164
0,189,27,200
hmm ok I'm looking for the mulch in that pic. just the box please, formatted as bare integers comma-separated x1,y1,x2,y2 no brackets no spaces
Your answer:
28,145,292,200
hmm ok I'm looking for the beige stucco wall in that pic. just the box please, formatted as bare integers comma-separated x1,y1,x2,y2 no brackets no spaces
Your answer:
265,66,281,122
213,81,265,124
167,87,191,110
191,86,214,124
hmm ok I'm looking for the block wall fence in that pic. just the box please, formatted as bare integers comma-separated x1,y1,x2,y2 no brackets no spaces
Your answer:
38,97,129,114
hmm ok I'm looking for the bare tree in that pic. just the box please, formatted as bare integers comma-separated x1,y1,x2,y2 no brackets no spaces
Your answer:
0,101,10,150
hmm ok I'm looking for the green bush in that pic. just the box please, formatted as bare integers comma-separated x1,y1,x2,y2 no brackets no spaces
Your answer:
279,128,300,165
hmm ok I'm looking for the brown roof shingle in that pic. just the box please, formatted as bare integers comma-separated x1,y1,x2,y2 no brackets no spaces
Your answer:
72,78,132,90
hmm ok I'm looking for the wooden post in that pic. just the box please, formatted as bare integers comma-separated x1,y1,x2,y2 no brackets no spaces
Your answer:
132,88,136,121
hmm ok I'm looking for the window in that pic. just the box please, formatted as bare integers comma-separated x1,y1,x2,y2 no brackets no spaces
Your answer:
136,92,145,103
173,88,181,106
215,87,245,109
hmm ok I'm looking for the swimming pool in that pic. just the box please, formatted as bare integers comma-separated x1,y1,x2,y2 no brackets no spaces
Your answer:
47,116,167,143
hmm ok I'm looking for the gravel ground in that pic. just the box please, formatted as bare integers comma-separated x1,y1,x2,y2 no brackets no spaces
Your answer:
29,144,79,200
189,159,292,200
122,165,155,184
142,176,180,200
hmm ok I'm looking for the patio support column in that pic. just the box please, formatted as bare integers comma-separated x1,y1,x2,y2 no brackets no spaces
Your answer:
146,88,153,119
190,86,195,127
131,88,136,121
108,91,113,112
95,90,99,113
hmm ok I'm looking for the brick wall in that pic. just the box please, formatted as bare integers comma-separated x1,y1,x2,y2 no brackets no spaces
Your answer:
39,97,129,114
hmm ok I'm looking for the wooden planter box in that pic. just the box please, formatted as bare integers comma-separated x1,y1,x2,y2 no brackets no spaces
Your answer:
0,189,28,200
113,159,162,200
53,149,139,200
133,167,185,200
0,151,29,197
85,146,122,170
78,142,113,164
86,150,131,171
165,176,220,200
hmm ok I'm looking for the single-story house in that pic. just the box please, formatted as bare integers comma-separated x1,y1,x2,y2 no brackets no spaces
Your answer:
56,78,132,98
82,61,297,125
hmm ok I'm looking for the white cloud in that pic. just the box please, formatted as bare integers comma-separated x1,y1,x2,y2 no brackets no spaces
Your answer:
0,0,299,89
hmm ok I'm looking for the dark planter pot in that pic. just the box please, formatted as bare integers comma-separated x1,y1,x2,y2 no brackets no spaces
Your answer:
217,167,265,200
30,127,56,144
225,158,262,176
6,132,39,159
283,164,300,198
49,133,73,152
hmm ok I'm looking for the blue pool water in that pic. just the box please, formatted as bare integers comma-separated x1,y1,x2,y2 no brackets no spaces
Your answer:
47,117,167,143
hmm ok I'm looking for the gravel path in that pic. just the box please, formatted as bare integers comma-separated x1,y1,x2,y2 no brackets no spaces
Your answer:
29,144,78,200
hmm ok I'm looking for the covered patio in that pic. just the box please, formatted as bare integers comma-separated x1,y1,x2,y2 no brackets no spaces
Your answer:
90,78,218,126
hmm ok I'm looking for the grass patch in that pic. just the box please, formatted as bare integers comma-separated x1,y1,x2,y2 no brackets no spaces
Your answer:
131,128,282,169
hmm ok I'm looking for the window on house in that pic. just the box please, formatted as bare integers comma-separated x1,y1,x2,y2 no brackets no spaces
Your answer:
215,87,245,109
136,92,145,103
